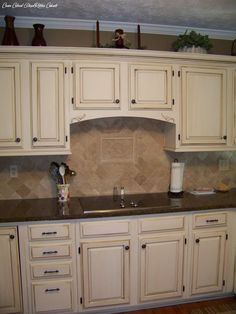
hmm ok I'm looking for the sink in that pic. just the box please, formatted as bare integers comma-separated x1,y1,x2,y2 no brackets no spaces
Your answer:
79,193,181,214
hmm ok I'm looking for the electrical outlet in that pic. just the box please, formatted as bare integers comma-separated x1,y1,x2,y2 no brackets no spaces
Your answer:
218,159,229,171
9,165,18,178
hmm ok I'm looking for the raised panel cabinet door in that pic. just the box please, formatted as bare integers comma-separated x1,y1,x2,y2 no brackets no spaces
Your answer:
191,230,226,295
74,62,120,109
82,240,130,308
181,66,227,145
140,233,185,302
130,64,173,109
31,62,66,147
0,62,22,148
0,228,21,314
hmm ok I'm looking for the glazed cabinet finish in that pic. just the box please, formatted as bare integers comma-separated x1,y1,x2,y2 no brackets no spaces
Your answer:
140,234,185,301
0,227,22,314
0,62,22,149
129,64,173,109
31,62,67,148
73,62,120,109
181,66,227,146
82,240,130,308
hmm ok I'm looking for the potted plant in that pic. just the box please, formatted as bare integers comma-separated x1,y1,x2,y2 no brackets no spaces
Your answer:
172,30,213,53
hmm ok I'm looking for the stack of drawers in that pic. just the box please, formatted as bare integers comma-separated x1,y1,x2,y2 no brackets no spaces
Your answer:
21,223,76,313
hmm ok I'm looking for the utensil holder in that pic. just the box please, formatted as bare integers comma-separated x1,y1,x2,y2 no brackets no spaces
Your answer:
57,184,70,202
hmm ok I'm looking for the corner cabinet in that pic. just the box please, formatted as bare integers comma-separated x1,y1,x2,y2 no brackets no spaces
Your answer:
0,227,22,314
0,62,22,149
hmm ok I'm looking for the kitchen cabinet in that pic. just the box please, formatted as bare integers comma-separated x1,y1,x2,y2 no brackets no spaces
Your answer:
129,63,173,109
18,223,77,313
31,62,69,149
139,215,186,302
0,227,22,314
73,62,121,109
181,66,227,146
0,62,22,149
190,212,227,295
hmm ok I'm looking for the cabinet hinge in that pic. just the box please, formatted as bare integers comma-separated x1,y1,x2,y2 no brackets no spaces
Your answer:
183,285,185,292
178,134,181,141
226,234,228,240
71,97,74,104
172,70,174,76
80,297,83,304
172,99,175,105
78,247,81,254
178,71,181,77
184,238,187,245
65,135,68,142
223,280,225,286
71,67,74,74
64,67,67,74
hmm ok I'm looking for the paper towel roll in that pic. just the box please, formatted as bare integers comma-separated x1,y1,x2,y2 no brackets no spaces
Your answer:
170,162,185,193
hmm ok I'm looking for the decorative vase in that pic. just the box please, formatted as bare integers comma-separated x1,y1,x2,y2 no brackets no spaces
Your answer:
31,24,47,46
1,15,19,46
178,46,207,54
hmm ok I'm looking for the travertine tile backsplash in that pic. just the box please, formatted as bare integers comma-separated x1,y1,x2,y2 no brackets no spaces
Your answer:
0,117,236,200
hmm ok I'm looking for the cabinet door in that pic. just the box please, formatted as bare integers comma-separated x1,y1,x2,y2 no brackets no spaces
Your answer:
31,62,66,148
140,233,184,302
130,64,172,109
191,230,226,295
82,240,130,308
0,62,22,148
181,66,227,145
0,228,21,314
74,62,120,109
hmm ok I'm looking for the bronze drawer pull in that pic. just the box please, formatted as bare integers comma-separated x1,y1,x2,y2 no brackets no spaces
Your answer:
42,250,58,255
44,270,59,274
206,219,219,223
42,231,58,235
45,288,60,293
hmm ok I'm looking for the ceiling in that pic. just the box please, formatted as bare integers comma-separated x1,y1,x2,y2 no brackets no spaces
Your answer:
0,0,236,39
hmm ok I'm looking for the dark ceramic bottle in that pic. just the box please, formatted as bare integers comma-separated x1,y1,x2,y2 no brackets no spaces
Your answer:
32,24,47,46
1,15,19,46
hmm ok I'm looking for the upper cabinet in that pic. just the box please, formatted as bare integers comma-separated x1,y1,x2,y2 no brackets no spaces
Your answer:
73,62,120,109
0,62,22,149
129,64,173,109
181,66,227,146
31,62,68,149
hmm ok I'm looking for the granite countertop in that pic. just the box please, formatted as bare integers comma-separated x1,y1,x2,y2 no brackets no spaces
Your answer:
0,189,236,223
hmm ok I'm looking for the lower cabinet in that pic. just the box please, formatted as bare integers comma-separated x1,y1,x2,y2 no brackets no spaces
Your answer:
140,234,185,301
0,227,22,314
82,240,130,308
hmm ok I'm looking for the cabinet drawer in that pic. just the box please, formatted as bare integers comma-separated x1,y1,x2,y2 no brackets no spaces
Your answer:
28,224,70,241
31,262,72,279
32,280,73,312
81,220,130,237
193,212,227,228
139,216,185,233
30,243,71,260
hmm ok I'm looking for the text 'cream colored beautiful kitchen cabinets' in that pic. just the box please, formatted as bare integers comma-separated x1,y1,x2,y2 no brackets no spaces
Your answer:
0,47,236,156
15,210,236,314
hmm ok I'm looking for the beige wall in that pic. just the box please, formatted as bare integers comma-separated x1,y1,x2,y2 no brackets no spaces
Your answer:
0,117,235,200
0,27,233,55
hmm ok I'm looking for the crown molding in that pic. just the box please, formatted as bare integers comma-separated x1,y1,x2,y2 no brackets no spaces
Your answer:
0,16,235,40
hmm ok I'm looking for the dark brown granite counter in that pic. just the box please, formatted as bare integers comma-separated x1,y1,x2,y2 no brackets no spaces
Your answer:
0,189,236,223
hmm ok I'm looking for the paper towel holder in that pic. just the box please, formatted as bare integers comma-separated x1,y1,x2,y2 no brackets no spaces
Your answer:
168,159,184,198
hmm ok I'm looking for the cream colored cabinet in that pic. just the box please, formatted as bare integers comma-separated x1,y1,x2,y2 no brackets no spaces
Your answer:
181,66,227,146
31,62,69,149
0,227,22,314
18,223,77,313
129,64,173,109
190,212,227,295
82,240,130,308
73,62,120,109
0,62,22,149
138,215,186,302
